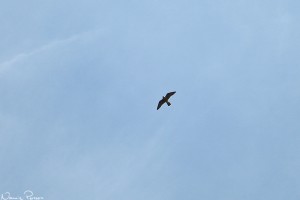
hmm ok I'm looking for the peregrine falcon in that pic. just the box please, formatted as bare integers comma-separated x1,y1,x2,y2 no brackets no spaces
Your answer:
157,91,176,110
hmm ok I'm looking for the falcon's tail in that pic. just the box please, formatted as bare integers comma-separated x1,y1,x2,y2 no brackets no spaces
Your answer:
167,102,171,106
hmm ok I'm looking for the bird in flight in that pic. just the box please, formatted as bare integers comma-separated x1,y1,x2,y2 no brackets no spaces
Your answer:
157,91,176,110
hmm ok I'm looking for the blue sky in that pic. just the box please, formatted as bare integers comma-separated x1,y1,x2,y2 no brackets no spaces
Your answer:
1,0,300,199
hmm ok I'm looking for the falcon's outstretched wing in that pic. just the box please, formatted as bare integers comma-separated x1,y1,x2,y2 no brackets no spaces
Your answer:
157,99,165,110
165,91,176,99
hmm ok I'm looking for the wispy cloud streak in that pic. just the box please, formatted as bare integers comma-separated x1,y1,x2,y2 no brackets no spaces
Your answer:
0,29,102,74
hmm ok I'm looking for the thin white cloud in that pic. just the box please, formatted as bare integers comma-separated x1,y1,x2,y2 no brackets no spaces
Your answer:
0,29,102,74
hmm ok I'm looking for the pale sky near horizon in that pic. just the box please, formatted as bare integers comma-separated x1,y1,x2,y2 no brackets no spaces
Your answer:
1,0,300,199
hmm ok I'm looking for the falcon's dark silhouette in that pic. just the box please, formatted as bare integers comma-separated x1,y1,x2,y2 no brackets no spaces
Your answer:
157,91,176,110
